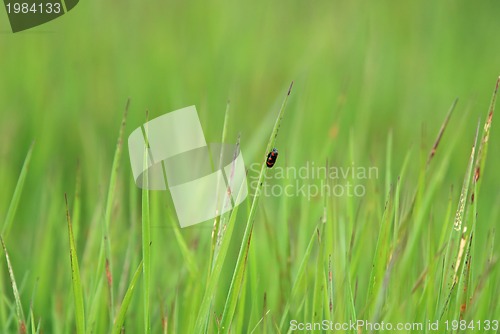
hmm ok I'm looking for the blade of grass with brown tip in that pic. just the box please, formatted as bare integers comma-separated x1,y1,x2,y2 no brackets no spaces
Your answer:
471,76,499,199
427,98,458,166
219,82,293,333
65,194,85,334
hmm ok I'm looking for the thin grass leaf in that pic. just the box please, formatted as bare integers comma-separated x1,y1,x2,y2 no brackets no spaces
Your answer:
104,98,130,322
219,82,293,333
27,277,38,334
65,194,86,334
458,233,473,319
312,224,326,323
193,172,247,333
88,99,130,330
399,98,457,229
249,309,270,334
2,141,35,239
72,160,82,241
142,151,151,334
169,212,198,277
0,237,26,334
427,98,458,166
440,121,480,319
112,261,143,334
366,187,394,313
209,100,232,279
278,223,318,331
470,76,498,209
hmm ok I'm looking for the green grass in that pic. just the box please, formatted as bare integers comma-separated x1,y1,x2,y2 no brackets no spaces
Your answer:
1,1,500,333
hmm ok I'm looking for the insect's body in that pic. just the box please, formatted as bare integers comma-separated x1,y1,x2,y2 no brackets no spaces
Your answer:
266,148,278,168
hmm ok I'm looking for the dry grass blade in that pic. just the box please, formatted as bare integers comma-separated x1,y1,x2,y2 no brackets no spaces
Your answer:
427,98,458,166
472,76,499,195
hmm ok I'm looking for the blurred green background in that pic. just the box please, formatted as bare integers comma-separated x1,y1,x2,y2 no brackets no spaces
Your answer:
1,0,499,333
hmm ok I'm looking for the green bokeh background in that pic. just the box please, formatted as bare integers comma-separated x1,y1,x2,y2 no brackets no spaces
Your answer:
0,1,499,333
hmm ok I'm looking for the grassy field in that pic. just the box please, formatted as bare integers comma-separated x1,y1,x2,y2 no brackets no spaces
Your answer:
1,1,500,333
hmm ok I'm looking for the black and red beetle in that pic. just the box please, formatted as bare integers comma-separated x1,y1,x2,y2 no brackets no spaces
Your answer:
266,148,278,168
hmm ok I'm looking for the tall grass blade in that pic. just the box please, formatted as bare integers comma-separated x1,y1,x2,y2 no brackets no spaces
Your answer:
209,100,231,279
472,76,499,196
278,224,318,331
427,98,458,166
112,261,143,334
65,194,86,334
193,173,246,333
142,109,151,334
440,121,480,318
0,237,26,333
2,141,35,239
103,98,130,322
219,82,293,333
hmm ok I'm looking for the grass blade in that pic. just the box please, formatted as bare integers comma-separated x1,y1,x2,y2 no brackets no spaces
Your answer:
279,225,318,330
88,99,130,331
142,116,151,334
103,98,130,323
193,173,246,333
440,121,480,319
219,82,294,333
0,237,26,334
427,98,458,166
112,261,143,334
65,194,86,334
472,76,499,197
2,141,35,239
